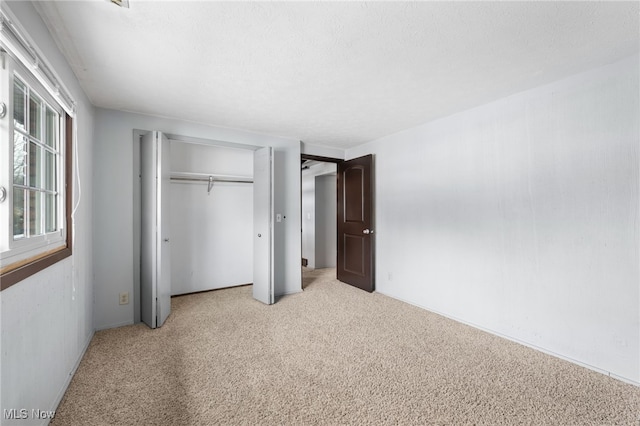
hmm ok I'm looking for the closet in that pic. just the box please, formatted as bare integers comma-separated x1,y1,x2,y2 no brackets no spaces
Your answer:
139,131,273,329
170,140,254,295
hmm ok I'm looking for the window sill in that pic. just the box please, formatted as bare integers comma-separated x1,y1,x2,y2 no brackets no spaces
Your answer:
0,246,71,290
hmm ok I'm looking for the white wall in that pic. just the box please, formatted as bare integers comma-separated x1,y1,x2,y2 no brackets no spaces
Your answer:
0,2,95,424
315,175,337,268
347,55,640,384
93,108,302,330
302,169,315,268
170,142,253,295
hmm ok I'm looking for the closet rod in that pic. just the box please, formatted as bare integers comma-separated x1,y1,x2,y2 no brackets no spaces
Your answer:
170,177,253,184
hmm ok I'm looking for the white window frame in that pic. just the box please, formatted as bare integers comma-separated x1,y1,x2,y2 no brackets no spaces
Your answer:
0,5,75,288
0,57,67,267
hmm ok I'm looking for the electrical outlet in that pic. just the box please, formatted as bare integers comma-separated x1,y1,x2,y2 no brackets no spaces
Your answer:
119,292,129,305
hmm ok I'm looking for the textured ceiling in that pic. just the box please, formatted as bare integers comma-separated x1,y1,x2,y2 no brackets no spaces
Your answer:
33,1,639,149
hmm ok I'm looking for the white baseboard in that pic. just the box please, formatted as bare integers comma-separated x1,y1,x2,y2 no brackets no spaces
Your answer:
46,329,95,425
95,320,134,331
376,290,640,387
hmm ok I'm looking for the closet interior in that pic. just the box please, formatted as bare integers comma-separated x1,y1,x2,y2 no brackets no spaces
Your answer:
169,140,254,296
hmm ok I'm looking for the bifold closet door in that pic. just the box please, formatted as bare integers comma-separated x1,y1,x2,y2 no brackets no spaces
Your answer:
253,146,274,304
140,131,172,328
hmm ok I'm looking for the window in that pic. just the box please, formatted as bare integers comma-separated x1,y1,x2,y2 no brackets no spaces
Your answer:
13,75,62,240
0,51,73,290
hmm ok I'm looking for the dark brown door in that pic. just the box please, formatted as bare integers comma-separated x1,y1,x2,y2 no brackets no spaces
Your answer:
337,154,374,292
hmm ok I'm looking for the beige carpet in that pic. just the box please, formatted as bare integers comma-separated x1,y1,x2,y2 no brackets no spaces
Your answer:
52,268,640,425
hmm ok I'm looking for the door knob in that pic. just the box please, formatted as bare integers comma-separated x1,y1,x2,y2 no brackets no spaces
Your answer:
363,229,373,234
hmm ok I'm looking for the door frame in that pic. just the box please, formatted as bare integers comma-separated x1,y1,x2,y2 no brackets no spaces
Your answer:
301,154,342,272
300,154,375,290
301,154,343,165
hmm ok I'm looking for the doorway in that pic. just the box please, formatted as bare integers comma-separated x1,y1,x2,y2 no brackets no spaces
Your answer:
301,155,339,289
300,154,375,292
301,158,337,271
